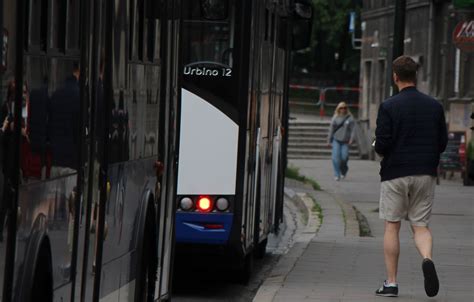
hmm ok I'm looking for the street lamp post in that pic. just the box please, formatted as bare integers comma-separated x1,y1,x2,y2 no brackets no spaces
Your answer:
391,0,407,95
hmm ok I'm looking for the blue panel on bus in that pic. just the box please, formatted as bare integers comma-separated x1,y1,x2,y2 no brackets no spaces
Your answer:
175,212,233,245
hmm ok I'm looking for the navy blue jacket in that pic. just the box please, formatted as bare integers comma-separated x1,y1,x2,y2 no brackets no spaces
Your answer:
375,87,448,182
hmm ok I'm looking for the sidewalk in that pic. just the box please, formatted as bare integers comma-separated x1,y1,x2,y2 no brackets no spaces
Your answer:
254,159,474,302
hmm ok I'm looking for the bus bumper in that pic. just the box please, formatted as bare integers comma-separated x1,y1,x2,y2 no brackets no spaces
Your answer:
175,212,233,245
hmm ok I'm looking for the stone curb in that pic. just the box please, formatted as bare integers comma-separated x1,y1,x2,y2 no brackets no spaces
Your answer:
252,181,322,302
333,194,360,237
253,180,361,302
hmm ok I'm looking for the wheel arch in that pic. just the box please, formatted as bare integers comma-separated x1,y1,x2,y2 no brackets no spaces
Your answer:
133,190,158,300
17,214,53,302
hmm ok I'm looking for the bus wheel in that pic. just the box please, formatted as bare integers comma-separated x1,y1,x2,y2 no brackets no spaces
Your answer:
236,252,254,284
255,238,267,259
135,226,155,302
31,242,53,302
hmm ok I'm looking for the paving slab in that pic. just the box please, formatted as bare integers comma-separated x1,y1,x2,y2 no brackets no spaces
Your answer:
255,159,474,302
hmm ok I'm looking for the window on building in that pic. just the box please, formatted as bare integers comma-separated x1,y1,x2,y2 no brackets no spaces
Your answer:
67,0,81,51
26,0,48,51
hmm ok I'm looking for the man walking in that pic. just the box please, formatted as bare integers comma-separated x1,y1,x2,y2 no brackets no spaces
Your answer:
374,56,448,298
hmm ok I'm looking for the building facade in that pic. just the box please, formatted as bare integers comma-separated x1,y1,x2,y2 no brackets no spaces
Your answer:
359,0,474,142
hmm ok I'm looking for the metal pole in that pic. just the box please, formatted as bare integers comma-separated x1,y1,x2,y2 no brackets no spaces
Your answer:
391,0,406,95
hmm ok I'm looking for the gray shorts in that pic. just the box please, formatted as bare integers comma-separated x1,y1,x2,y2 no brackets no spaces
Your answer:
379,175,436,227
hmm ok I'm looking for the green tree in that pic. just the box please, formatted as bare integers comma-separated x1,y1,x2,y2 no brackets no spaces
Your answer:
293,0,361,78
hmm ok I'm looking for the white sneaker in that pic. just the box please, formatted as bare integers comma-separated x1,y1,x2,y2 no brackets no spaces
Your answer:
341,174,346,180
334,176,340,181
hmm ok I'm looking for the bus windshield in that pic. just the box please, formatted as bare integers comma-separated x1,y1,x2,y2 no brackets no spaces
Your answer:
182,0,234,68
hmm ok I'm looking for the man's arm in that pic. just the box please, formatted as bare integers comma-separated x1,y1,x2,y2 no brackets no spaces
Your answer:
374,104,393,156
438,107,448,153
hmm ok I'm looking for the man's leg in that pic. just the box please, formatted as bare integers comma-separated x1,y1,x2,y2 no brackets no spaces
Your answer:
384,221,401,284
411,225,433,259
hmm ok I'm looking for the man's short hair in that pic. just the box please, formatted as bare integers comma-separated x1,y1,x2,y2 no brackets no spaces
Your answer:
392,56,418,83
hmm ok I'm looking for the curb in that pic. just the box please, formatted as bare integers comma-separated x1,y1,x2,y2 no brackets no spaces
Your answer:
333,194,360,237
253,180,362,302
252,182,321,302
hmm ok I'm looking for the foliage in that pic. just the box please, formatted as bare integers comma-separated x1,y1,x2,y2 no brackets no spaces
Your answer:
286,166,322,191
292,0,361,78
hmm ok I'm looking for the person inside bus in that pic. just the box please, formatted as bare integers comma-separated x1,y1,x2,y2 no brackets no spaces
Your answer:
327,101,356,181
0,80,29,240
48,62,81,177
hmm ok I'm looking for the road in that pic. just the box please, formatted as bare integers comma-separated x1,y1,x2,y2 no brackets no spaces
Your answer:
172,194,305,302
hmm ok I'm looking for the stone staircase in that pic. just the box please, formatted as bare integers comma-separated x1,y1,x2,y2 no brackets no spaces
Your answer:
287,118,360,159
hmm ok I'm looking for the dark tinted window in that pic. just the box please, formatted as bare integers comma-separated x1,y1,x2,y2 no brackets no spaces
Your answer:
182,0,233,67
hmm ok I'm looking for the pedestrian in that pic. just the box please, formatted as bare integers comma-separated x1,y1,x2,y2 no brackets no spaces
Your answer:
327,101,355,181
374,56,448,298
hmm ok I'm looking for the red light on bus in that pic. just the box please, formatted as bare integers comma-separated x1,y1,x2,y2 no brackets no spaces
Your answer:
197,197,212,212
203,224,224,229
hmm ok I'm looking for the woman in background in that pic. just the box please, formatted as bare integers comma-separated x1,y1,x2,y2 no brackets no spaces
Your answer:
327,102,355,181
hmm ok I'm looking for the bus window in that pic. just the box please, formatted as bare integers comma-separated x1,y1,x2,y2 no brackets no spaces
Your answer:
130,0,145,61
182,0,233,67
146,5,161,62
67,0,81,51
1,2,34,299
201,0,228,20
51,0,67,51
26,0,48,51
47,61,81,176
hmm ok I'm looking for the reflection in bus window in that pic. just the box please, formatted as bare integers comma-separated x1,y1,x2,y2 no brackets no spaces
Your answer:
67,0,81,50
27,0,48,50
51,0,67,51
109,91,130,163
48,62,80,176
201,0,229,20
182,0,233,66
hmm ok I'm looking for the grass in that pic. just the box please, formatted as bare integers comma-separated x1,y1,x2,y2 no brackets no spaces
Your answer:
286,165,322,191
311,198,324,225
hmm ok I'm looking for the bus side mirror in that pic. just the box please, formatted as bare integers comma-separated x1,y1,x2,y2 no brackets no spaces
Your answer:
292,0,313,51
200,0,228,20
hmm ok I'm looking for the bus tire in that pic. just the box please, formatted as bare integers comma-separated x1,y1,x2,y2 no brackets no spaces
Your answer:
255,238,267,259
236,252,254,284
30,241,53,302
135,207,157,302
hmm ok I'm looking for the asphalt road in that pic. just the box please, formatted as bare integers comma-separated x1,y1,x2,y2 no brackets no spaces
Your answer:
171,196,304,302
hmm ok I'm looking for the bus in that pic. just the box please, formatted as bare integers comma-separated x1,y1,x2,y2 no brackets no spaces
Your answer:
175,0,312,280
0,0,180,301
